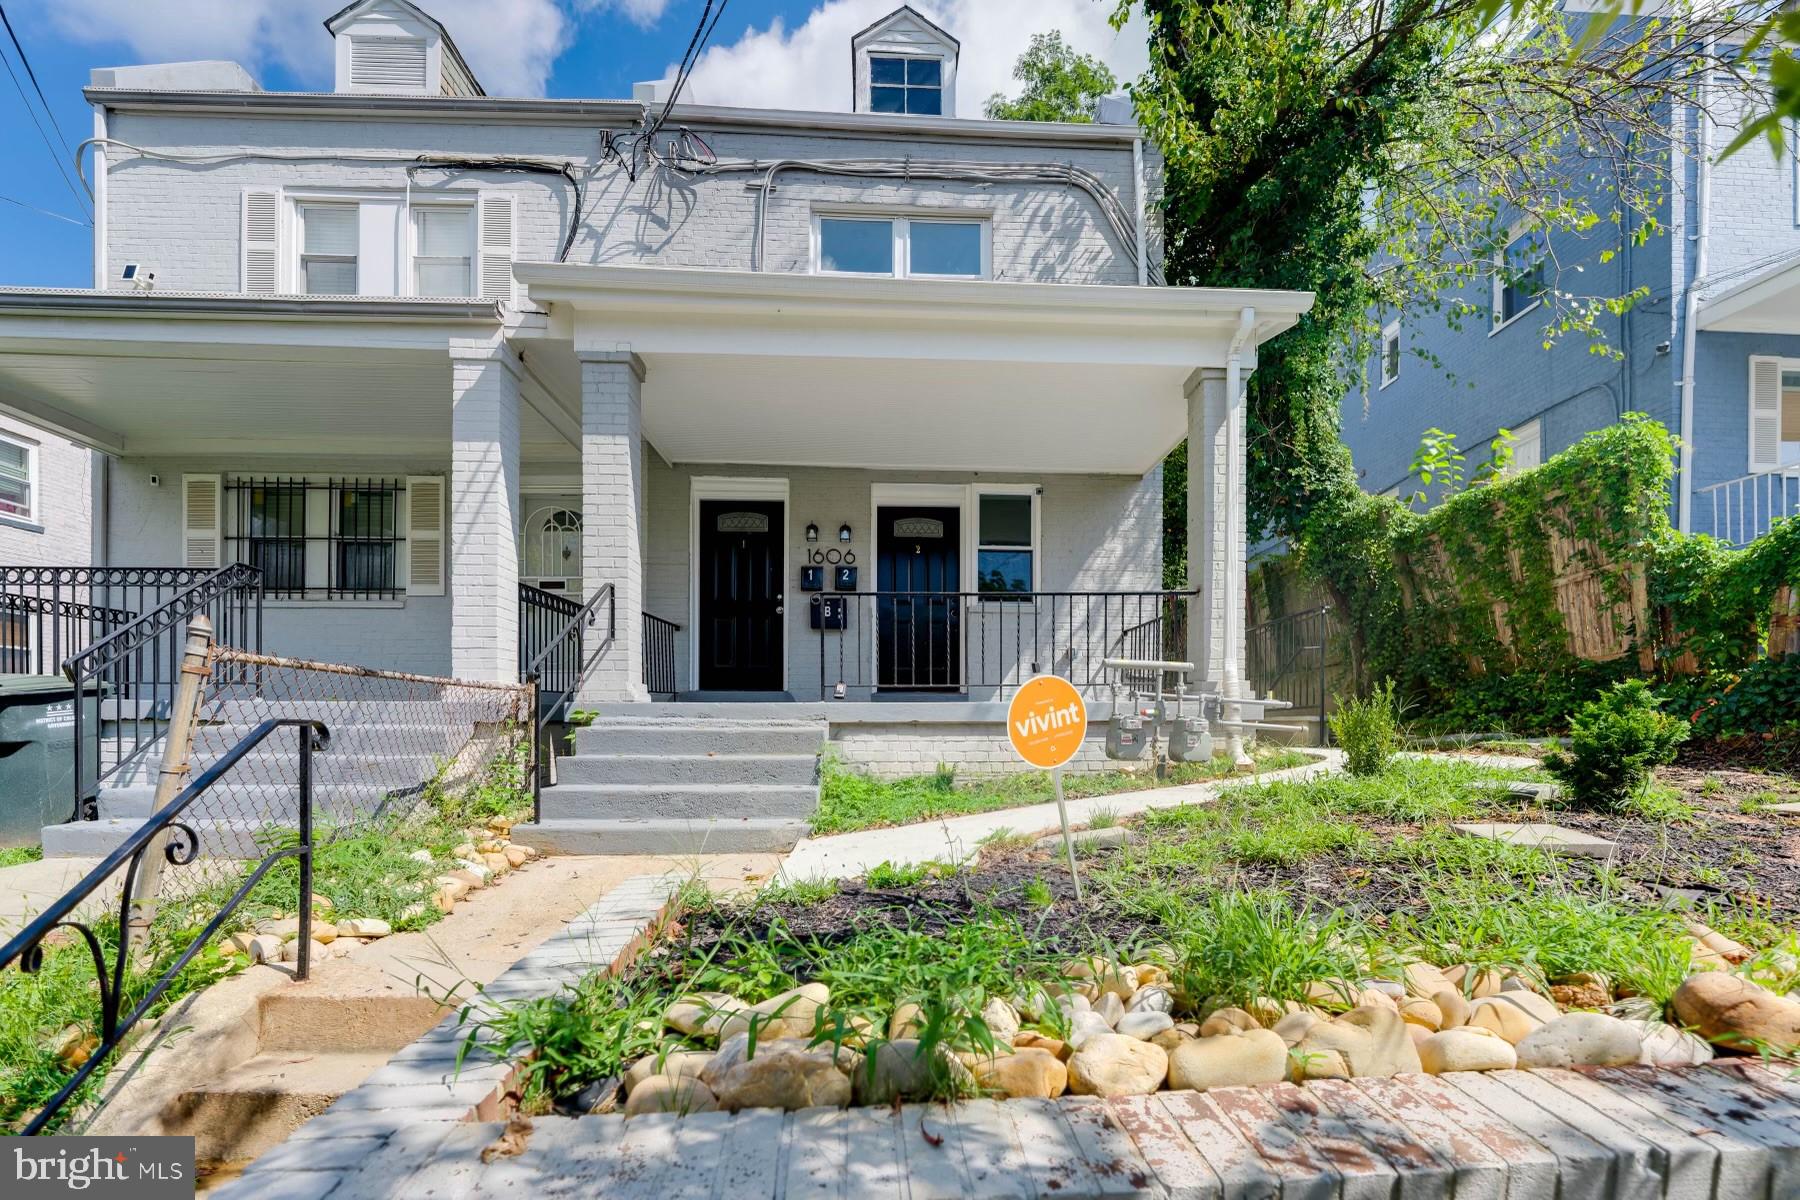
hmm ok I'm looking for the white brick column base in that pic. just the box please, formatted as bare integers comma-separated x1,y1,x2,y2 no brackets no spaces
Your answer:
577,352,648,704
449,340,523,683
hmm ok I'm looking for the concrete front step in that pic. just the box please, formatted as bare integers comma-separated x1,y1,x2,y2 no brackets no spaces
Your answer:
511,816,809,854
102,752,442,789
553,752,819,786
45,816,324,859
193,723,463,755
571,722,826,757
97,781,415,822
532,783,820,820
161,1050,392,1164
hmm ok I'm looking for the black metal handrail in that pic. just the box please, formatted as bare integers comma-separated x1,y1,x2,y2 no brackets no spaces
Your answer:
0,592,135,675
58,563,264,822
0,717,328,1135
643,612,681,699
521,582,614,813
812,588,1193,697
519,583,583,703
1244,604,1336,746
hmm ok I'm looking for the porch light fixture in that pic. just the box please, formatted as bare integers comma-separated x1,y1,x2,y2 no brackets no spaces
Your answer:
805,522,819,542
838,523,853,543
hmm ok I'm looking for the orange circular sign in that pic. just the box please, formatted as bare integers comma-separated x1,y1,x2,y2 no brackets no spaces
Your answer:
1007,675,1089,770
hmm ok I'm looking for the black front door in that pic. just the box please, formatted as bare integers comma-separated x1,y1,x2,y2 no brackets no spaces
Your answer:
877,506,960,690
698,499,784,691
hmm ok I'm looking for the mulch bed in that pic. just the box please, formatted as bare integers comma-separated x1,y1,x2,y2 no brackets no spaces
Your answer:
676,750,1800,956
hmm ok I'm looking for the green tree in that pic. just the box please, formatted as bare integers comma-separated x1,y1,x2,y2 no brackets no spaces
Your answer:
985,31,1118,122
1117,0,1751,612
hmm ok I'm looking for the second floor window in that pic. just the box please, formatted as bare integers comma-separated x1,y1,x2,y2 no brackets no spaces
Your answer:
412,207,475,297
870,55,943,115
299,204,359,294
817,216,986,278
1493,229,1545,330
1380,321,1401,388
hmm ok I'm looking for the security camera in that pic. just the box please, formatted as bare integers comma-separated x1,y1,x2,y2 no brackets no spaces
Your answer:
122,264,156,291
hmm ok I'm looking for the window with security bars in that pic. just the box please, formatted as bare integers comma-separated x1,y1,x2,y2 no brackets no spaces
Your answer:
225,477,406,598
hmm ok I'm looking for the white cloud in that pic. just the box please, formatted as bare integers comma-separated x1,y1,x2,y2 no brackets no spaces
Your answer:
672,0,1149,116
574,0,673,27
27,0,573,97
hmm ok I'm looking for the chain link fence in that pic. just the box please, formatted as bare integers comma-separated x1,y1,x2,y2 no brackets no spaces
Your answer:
140,647,532,905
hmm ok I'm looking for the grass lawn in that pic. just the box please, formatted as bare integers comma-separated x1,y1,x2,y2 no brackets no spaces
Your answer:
808,742,1315,834
0,846,42,869
465,752,1800,1114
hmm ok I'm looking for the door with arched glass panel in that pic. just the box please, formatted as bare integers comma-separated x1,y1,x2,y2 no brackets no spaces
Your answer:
520,505,582,592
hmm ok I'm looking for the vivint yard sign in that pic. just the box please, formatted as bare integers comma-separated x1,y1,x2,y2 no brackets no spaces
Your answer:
1007,675,1089,899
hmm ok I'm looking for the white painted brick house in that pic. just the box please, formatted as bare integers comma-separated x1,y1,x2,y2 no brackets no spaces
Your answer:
0,0,1311,812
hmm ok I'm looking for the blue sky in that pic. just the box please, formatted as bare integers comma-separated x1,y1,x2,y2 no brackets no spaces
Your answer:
0,0,1146,289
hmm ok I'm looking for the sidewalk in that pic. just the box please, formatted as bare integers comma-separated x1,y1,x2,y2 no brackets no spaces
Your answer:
0,855,103,937
779,750,1340,882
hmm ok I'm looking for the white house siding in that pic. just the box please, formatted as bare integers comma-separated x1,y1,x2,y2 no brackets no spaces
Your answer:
0,416,95,566
105,457,452,676
643,460,1163,701
99,110,1156,290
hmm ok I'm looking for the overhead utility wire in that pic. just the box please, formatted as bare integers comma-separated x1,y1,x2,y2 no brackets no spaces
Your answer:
0,4,89,218
0,191,87,226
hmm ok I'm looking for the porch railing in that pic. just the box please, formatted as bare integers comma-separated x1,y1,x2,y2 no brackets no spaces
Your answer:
811,589,1191,698
1694,466,1800,546
643,612,681,700
0,591,134,675
0,718,326,1135
520,582,614,811
59,564,265,821
1244,604,1338,747
519,583,584,711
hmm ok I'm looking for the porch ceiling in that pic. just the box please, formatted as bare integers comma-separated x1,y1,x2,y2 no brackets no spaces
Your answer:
0,291,567,457
515,263,1315,475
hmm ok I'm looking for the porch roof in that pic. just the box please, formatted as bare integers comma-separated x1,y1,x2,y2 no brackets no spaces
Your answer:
1698,254,1800,334
0,290,548,457
515,264,1313,474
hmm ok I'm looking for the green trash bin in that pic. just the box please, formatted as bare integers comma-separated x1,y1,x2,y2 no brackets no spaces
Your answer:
0,675,100,846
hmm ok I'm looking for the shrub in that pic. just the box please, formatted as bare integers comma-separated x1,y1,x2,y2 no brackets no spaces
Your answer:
1543,679,1688,811
1328,680,1401,775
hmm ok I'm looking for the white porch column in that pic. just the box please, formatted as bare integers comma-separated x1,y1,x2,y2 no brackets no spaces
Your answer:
1186,364,1250,764
449,339,523,683
577,351,648,703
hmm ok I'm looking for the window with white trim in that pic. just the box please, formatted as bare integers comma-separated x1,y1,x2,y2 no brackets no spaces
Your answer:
1492,226,1546,330
1379,321,1401,388
0,435,35,522
411,205,476,297
975,487,1037,597
816,215,987,279
223,475,407,600
298,203,359,295
869,55,943,115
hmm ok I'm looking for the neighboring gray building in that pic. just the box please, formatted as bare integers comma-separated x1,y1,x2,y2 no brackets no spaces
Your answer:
0,1,1314,854
1344,32,1800,544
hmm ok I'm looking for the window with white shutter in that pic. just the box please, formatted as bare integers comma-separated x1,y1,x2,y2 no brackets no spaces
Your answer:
182,475,222,569
412,206,475,297
241,190,281,293
1749,356,1783,474
406,476,446,596
478,194,515,304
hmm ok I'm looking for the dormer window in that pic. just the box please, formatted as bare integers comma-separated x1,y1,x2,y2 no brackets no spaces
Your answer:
327,0,485,98
853,7,959,116
869,55,942,115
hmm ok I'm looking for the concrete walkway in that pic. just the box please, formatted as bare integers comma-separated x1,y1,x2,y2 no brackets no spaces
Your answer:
779,752,1340,882
0,855,103,937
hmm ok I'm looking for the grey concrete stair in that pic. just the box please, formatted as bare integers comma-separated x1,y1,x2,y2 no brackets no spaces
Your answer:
554,752,818,786
510,816,811,855
528,713,827,854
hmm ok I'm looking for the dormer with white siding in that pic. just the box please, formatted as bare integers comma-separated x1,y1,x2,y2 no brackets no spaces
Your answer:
327,0,484,97
852,6,959,116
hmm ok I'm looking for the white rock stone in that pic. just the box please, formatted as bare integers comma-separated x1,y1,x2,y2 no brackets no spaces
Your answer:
1116,1011,1175,1041
1515,1013,1643,1069
980,997,1020,1043
247,934,284,964
408,849,434,863
1067,1011,1114,1050
1632,1020,1715,1066
1127,986,1174,1015
1418,1027,1517,1074
336,918,392,938
1095,992,1126,1029
281,938,328,964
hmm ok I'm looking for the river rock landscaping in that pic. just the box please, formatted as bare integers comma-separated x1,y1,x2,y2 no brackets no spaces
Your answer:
466,754,1800,1120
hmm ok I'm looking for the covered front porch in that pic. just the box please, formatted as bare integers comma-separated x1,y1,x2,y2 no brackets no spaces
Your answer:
0,269,1310,721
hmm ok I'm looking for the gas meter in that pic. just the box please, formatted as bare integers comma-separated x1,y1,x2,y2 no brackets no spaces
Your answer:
1105,710,1149,760
1166,716,1214,764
